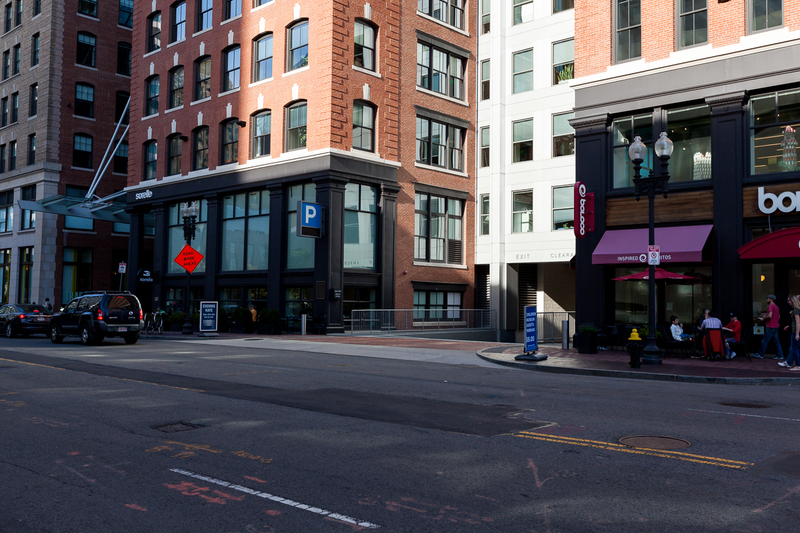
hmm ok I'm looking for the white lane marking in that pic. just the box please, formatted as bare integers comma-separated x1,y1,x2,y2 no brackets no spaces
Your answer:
170,468,380,529
689,408,800,422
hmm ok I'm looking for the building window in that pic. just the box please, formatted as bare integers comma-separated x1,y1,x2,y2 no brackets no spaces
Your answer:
553,112,575,157
171,1,186,42
512,190,533,233
480,126,490,167
75,83,94,118
344,183,377,269
480,60,490,100
167,135,182,175
62,248,93,303
752,0,782,32
0,250,9,303
115,91,130,124
197,0,212,32
513,119,533,162
288,21,309,71
143,141,157,180
416,42,465,100
77,32,97,67
7,140,14,170
666,105,712,182
1,97,6,126
0,145,4,172
616,0,641,62
680,0,708,48
18,247,32,303
78,0,97,17
513,0,533,25
73,134,93,169
10,92,17,123
0,191,12,232
554,0,574,12
286,102,307,151
253,34,273,81
31,33,39,66
147,12,161,53
65,186,93,230
417,0,464,30
117,42,132,76
3,3,10,32
145,76,159,116
224,0,241,20
11,44,19,74
553,39,574,84
552,186,574,230
14,0,20,25
252,110,271,158
28,83,37,116
2,51,8,79
26,134,34,165
481,0,490,34
113,141,128,174
413,291,448,321
221,120,239,164
612,114,653,188
21,185,35,229
222,46,240,91
33,0,41,17
286,183,316,269
416,116,465,171
479,194,489,235
513,50,533,94
414,193,463,264
194,56,211,100
751,90,799,175
193,126,209,170
169,66,184,108
354,21,375,71
353,101,375,152
119,0,134,27
221,190,270,272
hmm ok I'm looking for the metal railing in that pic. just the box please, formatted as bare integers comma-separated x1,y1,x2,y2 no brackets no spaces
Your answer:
349,309,496,335
535,311,576,343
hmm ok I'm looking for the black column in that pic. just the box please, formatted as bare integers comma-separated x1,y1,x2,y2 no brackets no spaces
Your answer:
571,114,610,328
126,210,143,295
152,202,166,310
203,194,220,301
314,177,348,334
708,92,747,318
379,184,400,311
266,185,284,311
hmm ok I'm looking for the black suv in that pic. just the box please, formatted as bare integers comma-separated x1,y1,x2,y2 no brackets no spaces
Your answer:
50,292,144,345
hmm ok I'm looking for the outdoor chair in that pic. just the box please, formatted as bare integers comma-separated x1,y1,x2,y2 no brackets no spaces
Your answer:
728,329,751,362
703,328,726,361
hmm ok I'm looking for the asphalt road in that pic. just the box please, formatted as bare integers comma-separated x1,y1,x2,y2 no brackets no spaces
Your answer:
1,335,799,532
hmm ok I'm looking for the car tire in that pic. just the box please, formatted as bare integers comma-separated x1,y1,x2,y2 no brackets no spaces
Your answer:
80,325,95,346
50,325,63,344
123,333,138,345
5,322,15,338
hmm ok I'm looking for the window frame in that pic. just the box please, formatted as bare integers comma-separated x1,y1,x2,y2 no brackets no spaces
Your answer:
72,134,93,169
10,92,17,123
677,0,708,49
220,119,239,164
167,135,182,176
145,75,160,116
117,42,132,76
197,0,213,32
479,194,489,236
119,0,134,28
285,101,307,151
171,1,186,42
343,183,378,270
0,190,11,233
31,33,39,66
552,38,574,85
287,21,309,72
415,116,465,171
414,193,464,264
553,0,574,14
416,42,466,101
21,184,35,229
113,140,128,174
749,0,783,34
253,33,273,82
513,0,533,25
193,126,209,170
28,83,37,117
479,126,490,168
147,12,162,53
512,190,534,233
480,59,490,101
354,20,376,71
220,190,271,272
224,0,241,21
77,32,97,67
75,83,95,118
512,49,533,94
749,90,800,176
552,112,575,157
78,0,98,18
252,110,271,158
11,43,19,75
194,56,211,100
552,186,574,231
512,118,534,163
168,66,184,108
143,140,157,180
481,0,490,34
222,45,241,92
615,0,642,63
417,0,464,30
353,101,375,152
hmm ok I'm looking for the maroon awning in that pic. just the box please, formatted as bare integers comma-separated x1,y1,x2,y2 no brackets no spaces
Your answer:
592,225,713,265
737,227,800,259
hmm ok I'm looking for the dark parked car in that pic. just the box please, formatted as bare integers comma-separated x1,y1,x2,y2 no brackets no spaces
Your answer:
50,292,144,345
0,303,52,337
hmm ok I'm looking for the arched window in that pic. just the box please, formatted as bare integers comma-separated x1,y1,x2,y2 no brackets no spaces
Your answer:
194,56,211,100
147,12,161,53
285,101,307,151
75,83,95,118
253,33,273,82
193,126,209,170
354,20,376,71
171,1,186,43
169,66,184,108
252,110,271,158
145,76,159,116
287,21,308,71
222,45,240,91
221,119,239,164
353,101,375,152
143,140,157,180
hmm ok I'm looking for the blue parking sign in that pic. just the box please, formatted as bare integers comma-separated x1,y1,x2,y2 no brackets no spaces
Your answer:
299,201,322,238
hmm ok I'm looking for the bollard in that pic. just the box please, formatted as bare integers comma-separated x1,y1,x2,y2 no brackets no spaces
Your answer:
300,314,307,336
562,320,569,349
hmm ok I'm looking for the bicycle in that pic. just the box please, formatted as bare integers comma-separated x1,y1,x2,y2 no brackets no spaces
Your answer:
144,312,165,335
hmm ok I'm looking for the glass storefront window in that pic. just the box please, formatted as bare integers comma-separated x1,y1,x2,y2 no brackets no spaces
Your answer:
285,287,313,330
612,114,653,188
219,287,242,314
286,183,315,269
221,190,270,272
751,263,775,317
0,248,8,303
666,105,712,182
62,247,92,303
750,89,800,175
344,183,377,269
342,287,376,331
167,199,208,274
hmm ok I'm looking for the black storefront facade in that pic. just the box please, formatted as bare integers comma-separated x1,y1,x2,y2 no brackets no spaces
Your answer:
124,153,400,334
572,41,800,342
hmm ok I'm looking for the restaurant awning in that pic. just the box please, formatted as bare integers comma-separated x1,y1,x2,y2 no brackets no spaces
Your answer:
737,227,800,259
592,225,713,265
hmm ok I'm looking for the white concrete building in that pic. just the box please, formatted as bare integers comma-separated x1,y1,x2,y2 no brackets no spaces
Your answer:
475,0,576,342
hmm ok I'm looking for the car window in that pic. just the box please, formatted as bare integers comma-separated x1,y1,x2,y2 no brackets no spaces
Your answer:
107,295,138,311
65,300,80,313
84,296,102,310
0,305,9,313
19,304,45,313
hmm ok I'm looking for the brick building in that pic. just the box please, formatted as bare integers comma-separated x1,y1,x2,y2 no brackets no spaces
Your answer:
2,0,132,307
572,1,800,340
125,1,476,332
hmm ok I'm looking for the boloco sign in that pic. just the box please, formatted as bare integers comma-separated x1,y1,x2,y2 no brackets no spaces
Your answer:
574,182,595,238
758,186,800,214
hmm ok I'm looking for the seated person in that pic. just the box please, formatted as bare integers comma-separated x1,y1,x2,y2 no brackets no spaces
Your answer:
670,315,694,341
724,313,741,342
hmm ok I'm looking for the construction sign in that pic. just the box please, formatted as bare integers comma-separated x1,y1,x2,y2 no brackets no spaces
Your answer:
174,244,204,273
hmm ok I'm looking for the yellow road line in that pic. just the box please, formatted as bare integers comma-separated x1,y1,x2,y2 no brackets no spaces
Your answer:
515,431,753,470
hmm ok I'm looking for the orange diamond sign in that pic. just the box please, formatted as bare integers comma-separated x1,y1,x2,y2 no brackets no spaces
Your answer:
174,244,204,273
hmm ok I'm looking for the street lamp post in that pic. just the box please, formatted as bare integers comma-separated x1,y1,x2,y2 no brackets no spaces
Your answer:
181,201,198,335
629,132,673,364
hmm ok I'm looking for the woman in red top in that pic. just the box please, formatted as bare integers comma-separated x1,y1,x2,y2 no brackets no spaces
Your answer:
724,313,741,342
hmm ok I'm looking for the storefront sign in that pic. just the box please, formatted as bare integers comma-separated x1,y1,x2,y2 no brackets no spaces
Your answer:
199,301,218,332
574,182,595,238
135,189,153,200
524,305,538,353
758,187,800,214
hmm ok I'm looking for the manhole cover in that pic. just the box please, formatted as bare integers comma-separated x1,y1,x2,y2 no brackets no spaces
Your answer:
619,436,691,450
151,422,204,433
719,402,771,409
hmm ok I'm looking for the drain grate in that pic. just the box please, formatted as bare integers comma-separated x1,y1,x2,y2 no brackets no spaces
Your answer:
151,421,205,433
719,402,771,409
619,435,691,450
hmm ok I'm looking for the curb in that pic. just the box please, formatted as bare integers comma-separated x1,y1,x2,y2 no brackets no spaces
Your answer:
476,348,798,385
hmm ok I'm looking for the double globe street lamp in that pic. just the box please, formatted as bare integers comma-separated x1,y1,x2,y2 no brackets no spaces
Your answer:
181,201,198,335
629,131,674,364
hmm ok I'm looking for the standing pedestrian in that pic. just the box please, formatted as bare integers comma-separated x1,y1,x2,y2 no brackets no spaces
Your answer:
44,298,53,313
756,295,784,359
779,295,800,371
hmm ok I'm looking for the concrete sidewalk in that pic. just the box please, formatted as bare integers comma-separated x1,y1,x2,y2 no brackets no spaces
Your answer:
140,331,799,384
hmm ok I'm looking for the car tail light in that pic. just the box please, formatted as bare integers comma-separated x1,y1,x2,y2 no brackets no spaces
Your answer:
97,310,104,321
19,314,26,319
139,309,143,320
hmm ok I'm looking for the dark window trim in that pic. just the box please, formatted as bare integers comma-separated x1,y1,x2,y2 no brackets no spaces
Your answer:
414,105,470,130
